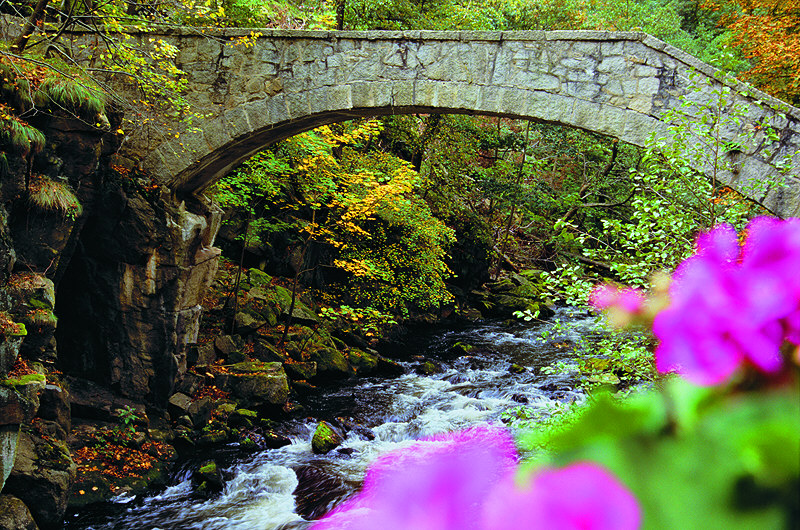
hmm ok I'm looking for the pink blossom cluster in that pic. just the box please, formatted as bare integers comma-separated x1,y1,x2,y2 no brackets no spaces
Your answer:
312,424,640,530
590,217,800,385
653,217,800,385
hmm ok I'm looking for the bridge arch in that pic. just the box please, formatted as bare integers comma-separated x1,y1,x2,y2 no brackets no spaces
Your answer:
119,29,800,217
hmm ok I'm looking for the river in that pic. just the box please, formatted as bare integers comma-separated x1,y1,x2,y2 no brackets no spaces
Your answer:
65,307,597,529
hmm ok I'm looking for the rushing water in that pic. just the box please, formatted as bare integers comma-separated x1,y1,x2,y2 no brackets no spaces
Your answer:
66,308,597,529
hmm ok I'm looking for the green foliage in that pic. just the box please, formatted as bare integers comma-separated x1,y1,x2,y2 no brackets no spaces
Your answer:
214,119,456,314
26,175,82,219
115,405,141,438
520,381,800,528
319,305,397,335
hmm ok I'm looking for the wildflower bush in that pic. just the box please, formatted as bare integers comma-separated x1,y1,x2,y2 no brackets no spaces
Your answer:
312,216,800,529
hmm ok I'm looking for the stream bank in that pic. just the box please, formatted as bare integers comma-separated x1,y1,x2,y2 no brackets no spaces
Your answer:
64,308,595,529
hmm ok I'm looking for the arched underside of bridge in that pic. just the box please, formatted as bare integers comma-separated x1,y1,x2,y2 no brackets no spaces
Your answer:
122,30,800,217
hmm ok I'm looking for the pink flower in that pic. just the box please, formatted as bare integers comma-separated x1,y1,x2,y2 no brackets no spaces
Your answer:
312,424,517,530
653,218,800,385
590,285,645,313
313,426,642,530
482,463,641,530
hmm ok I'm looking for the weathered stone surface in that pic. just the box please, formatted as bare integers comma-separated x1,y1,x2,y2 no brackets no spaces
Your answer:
66,376,146,424
0,336,22,375
0,495,38,530
347,348,378,375
167,392,192,420
0,425,20,492
309,347,352,379
63,29,796,218
0,377,44,425
3,431,76,529
37,384,71,435
311,420,344,454
283,361,317,381
215,361,289,406
53,184,222,406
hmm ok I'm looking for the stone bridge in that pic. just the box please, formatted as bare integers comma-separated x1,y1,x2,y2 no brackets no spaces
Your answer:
94,28,800,217
38,28,800,405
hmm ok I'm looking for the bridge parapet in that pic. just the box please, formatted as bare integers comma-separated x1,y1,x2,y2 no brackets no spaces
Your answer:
57,28,800,217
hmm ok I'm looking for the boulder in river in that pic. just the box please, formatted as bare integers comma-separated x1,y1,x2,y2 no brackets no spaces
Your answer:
192,460,225,498
311,421,344,454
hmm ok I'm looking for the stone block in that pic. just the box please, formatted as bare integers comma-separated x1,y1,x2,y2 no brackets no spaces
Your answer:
222,106,253,139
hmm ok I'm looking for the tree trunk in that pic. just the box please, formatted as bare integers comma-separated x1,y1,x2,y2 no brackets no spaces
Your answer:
10,0,51,55
336,0,345,30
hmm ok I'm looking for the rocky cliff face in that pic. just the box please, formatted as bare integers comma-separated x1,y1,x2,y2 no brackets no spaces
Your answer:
0,102,222,525
55,183,222,404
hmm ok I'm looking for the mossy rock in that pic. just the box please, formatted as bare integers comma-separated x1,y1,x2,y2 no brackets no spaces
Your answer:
449,342,474,355
283,361,317,381
309,347,352,379
216,362,289,406
509,363,526,374
347,349,378,375
311,421,344,455
248,269,272,287
228,408,258,428
253,340,286,363
416,360,444,375
196,430,229,446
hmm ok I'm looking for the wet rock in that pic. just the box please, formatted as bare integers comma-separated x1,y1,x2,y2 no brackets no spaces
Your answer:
415,360,444,375
262,430,292,449
509,363,526,374
0,495,38,530
336,447,355,456
192,460,225,496
374,357,405,377
448,341,474,355
293,464,350,520
311,420,344,454
337,418,375,441
4,431,76,529
1,425,20,492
